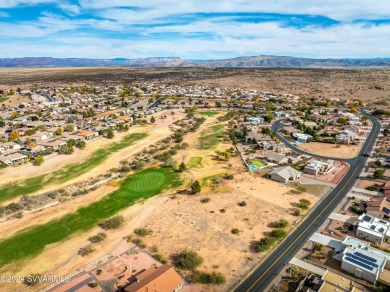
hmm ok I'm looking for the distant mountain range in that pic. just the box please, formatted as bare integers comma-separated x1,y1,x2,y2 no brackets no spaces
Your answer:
1,55,390,68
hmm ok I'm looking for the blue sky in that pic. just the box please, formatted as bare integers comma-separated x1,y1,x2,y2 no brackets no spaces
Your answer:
0,0,389,59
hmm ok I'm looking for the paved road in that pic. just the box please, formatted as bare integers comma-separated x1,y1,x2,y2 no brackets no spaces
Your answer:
235,112,381,292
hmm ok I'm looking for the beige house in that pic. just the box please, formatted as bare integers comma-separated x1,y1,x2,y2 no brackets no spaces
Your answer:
0,152,28,166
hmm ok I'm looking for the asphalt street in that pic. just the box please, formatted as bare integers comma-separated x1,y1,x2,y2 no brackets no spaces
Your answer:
235,112,381,291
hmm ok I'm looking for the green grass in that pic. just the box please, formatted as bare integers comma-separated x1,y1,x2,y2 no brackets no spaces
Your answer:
250,159,266,167
0,168,180,267
0,97,9,103
203,173,228,186
0,133,148,203
198,111,219,117
188,157,203,168
198,124,225,150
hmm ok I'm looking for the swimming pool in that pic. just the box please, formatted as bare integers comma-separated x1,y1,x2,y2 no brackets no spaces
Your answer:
249,164,259,170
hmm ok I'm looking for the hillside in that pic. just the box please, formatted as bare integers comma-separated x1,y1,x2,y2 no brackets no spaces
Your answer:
1,55,390,68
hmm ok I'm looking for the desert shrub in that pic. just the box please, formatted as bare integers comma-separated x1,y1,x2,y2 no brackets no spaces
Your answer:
350,205,363,215
314,243,323,251
200,197,210,203
366,185,379,191
238,201,247,207
99,216,124,230
298,199,311,210
96,269,102,275
89,281,99,288
219,208,226,213
23,274,41,286
271,228,287,239
191,270,226,285
14,211,23,218
5,202,23,212
154,253,168,264
231,228,240,234
224,174,234,180
293,209,301,216
47,192,57,199
274,219,289,228
131,238,147,249
134,228,152,237
79,244,95,256
175,250,203,270
255,237,275,252
89,232,107,243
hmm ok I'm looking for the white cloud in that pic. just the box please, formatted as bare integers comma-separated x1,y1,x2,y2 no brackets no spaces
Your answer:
1,0,389,58
59,4,80,16
0,0,57,8
79,0,390,21
1,20,389,59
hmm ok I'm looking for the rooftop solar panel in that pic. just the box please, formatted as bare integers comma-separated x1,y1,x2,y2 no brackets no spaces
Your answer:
345,256,374,271
355,252,377,263
382,207,390,215
363,215,372,222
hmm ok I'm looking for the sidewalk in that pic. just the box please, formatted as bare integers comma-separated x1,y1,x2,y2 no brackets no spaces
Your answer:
289,257,326,276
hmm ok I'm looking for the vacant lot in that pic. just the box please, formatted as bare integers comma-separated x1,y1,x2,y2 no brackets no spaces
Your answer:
298,142,361,159
0,168,180,268
119,173,318,289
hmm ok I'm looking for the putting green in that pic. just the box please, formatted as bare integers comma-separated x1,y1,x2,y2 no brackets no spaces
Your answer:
127,171,166,192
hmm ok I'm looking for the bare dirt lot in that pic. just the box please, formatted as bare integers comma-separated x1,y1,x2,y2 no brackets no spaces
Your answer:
297,142,361,159
1,67,390,101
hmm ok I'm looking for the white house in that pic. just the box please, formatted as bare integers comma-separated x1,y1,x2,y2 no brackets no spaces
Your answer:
304,160,334,175
356,214,390,244
292,132,312,143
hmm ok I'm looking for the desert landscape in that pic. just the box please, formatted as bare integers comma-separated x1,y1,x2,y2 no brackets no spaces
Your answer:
1,67,390,101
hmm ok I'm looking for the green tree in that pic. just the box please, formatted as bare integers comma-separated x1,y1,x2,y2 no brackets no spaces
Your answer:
34,155,44,166
67,139,76,147
76,140,86,149
263,114,274,123
191,180,201,194
374,169,385,179
336,117,348,125
107,128,115,139
178,162,186,172
150,116,156,123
